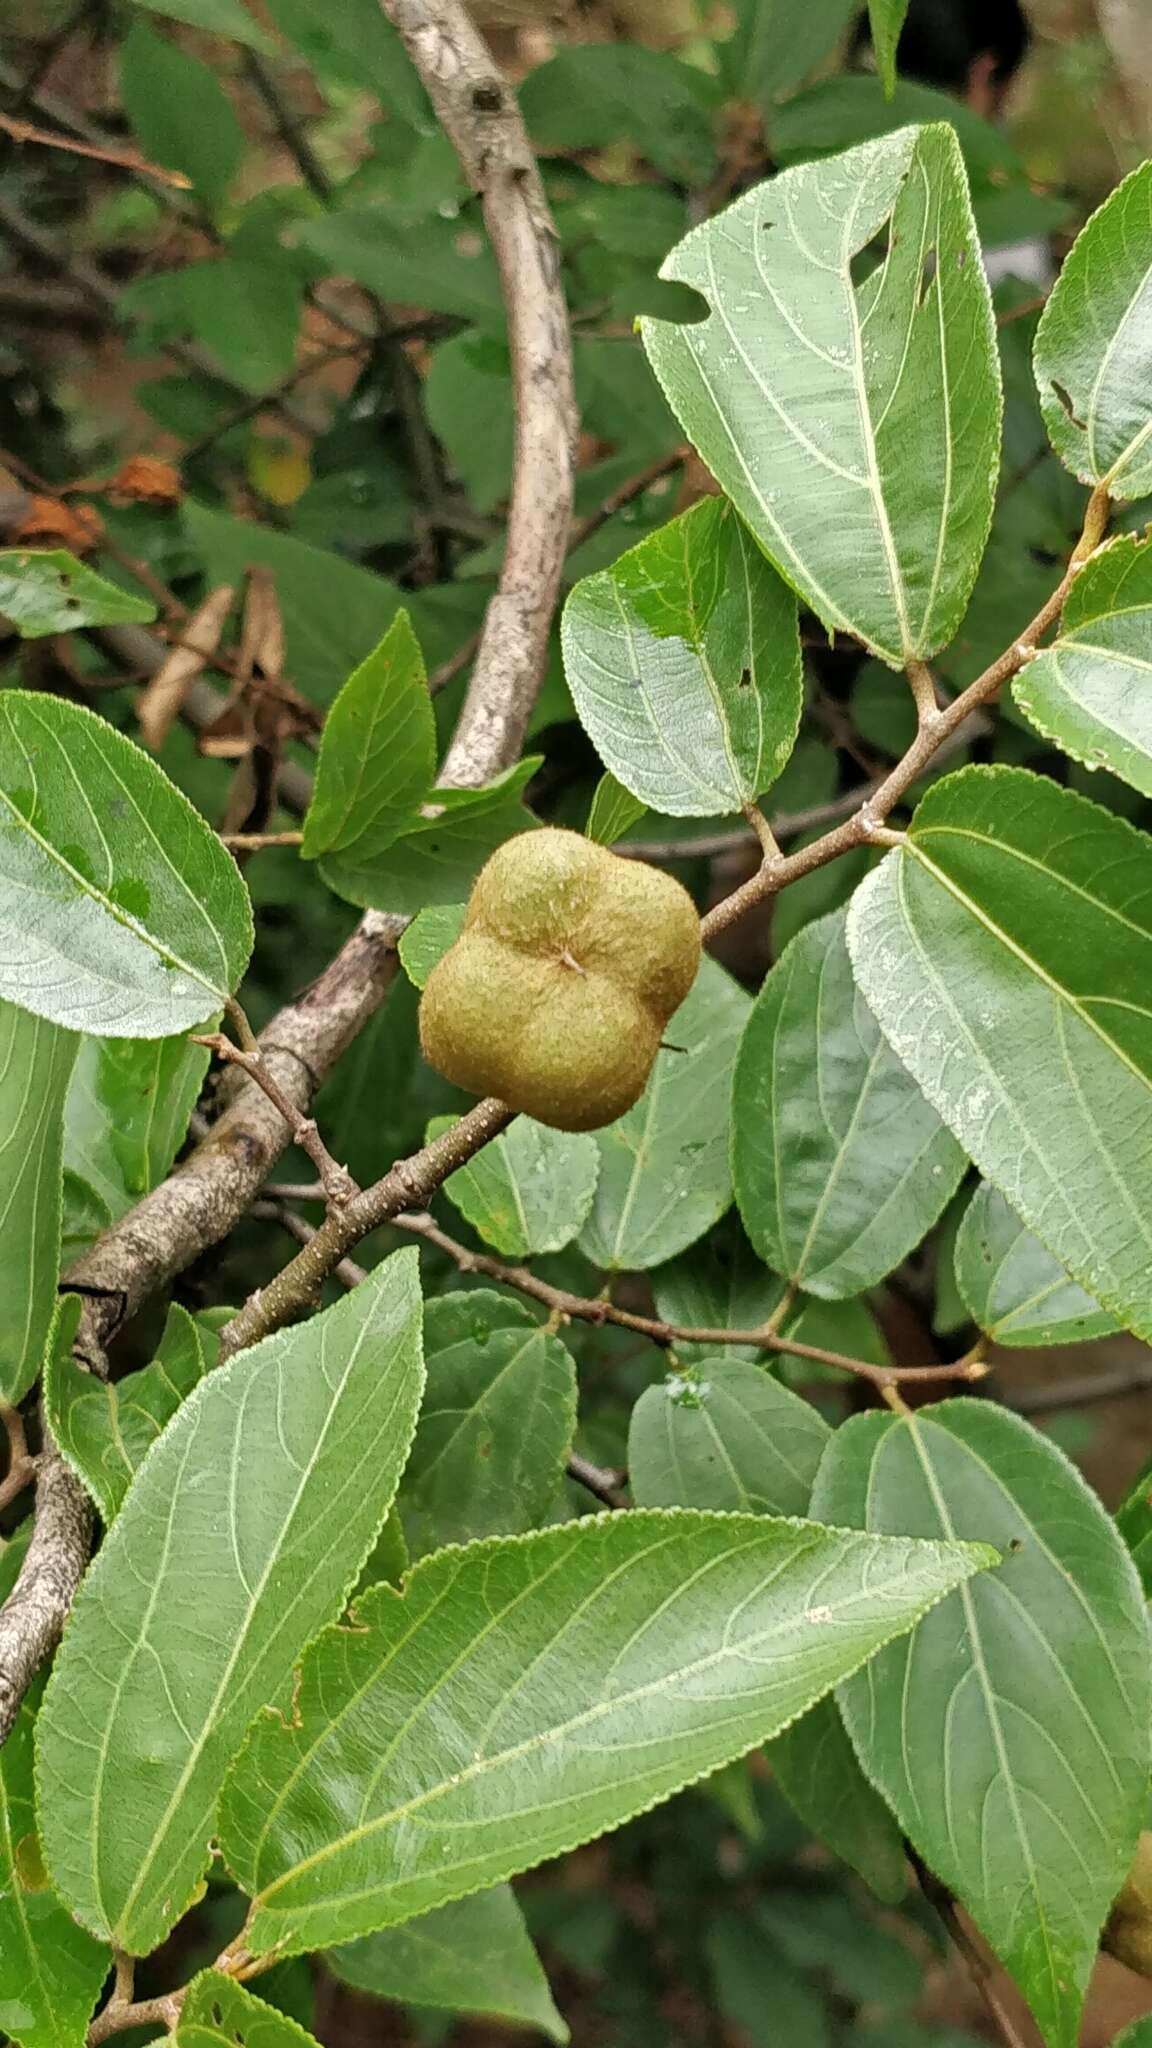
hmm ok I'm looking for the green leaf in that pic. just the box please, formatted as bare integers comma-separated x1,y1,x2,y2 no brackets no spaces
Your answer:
953,1181,1118,1348
770,1699,907,1903
426,1115,599,1258
61,1030,210,1261
398,903,465,989
562,499,801,817
329,1887,567,2041
642,125,1001,666
122,256,302,396
1117,1455,1152,1597
1113,2026,1152,2048
0,549,155,637
1034,159,1152,499
733,910,965,1297
0,691,252,1036
318,764,538,916
219,1509,993,1956
813,1399,1152,2048
579,956,750,1271
37,1250,425,1954
292,212,502,326
629,1360,829,1517
261,0,425,115
709,1914,830,2048
652,1233,783,1363
586,773,647,848
0,1004,78,1404
723,0,857,105
397,1292,576,1558
183,503,407,707
128,0,277,52
0,1689,110,2048
301,614,434,860
868,0,909,95
173,1974,321,2048
46,1301,213,1522
846,765,1152,1342
520,45,719,186
1013,533,1152,796
425,333,513,513
120,22,242,212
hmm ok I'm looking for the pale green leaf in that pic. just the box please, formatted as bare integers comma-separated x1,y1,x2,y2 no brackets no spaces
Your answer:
0,550,154,637
629,1359,829,1517
301,613,434,861
586,773,647,847
219,1509,993,1956
319,764,538,916
953,1181,1118,1348
1034,159,1152,498
61,1030,210,1261
846,765,1152,1342
770,1700,907,1903
173,1974,320,2048
0,692,253,1036
397,1292,576,1557
734,910,966,1297
813,1399,1152,2048
128,0,278,52
120,22,243,211
652,1234,784,1363
0,1003,78,1404
562,498,801,816
427,1115,599,1257
642,124,1000,665
0,1690,109,2048
46,1301,214,1523
37,1250,425,1954
868,0,909,95
1013,532,1152,796
398,903,465,988
329,1887,567,2041
579,955,750,1271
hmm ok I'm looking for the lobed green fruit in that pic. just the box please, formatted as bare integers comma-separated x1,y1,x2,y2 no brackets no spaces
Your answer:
1106,1830,1152,1977
418,827,701,1131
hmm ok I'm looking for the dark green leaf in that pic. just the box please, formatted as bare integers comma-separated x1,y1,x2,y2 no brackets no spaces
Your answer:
330,1888,567,2041
122,256,303,395
219,1510,993,1956
261,0,426,116
38,1251,425,1954
868,0,909,95
0,692,253,1035
563,498,801,817
61,1030,210,1261
397,1292,576,1557
579,956,750,1271
301,613,434,860
629,1359,829,1516
128,0,277,50
734,911,965,1296
770,1700,907,1903
120,22,242,212
708,1914,830,2048
424,333,513,513
0,549,155,637
0,1688,109,2048
291,211,502,325
724,0,857,104
1013,532,1152,795
0,1004,78,1403
652,1233,784,1363
520,45,719,186
46,1301,214,1523
846,765,1152,1342
642,125,1001,665
1034,159,1152,499
1115,1455,1152,1598
174,1974,320,2048
586,774,647,847
318,763,538,916
427,1114,599,1257
953,1181,1118,1347
813,1400,1152,2048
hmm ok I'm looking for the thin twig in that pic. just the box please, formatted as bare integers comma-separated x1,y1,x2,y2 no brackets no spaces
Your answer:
911,1851,1037,2048
220,830,304,851
567,445,687,551
0,110,192,185
87,1991,181,2047
192,1027,359,1211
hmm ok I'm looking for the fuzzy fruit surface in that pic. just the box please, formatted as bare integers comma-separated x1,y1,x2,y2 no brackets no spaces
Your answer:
418,828,701,1131
1106,1830,1152,1977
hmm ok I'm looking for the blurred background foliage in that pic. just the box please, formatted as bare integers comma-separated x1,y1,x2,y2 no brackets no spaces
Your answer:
3,1,1152,2042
